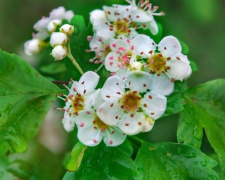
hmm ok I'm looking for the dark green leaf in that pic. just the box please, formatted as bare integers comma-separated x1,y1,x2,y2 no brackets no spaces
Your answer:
0,49,64,155
177,79,225,173
63,142,140,180
163,81,187,117
135,142,219,180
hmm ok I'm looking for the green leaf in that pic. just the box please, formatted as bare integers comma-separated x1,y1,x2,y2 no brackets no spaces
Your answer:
63,142,140,180
39,62,66,74
177,79,225,173
0,49,64,155
66,142,87,172
2,142,64,180
135,142,219,180
179,40,189,55
0,156,17,180
163,81,187,117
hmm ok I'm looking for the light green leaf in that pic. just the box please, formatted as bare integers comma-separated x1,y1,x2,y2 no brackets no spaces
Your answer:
0,49,64,155
63,142,140,180
39,62,66,74
177,79,225,173
66,142,87,172
162,81,187,117
135,142,219,180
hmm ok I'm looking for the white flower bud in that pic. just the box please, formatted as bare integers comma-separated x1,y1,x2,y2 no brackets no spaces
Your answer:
64,10,74,22
141,117,155,132
49,6,66,20
90,10,106,24
47,19,62,32
52,45,67,60
50,32,68,47
60,24,74,36
24,39,42,55
130,62,143,71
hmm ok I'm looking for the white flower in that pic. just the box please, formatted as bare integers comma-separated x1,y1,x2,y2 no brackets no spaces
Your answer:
50,32,68,47
24,38,43,55
52,45,67,60
33,17,51,32
60,24,74,36
47,19,62,32
133,35,192,95
75,90,126,147
49,6,74,22
104,37,136,77
61,71,100,132
126,0,164,35
97,71,167,135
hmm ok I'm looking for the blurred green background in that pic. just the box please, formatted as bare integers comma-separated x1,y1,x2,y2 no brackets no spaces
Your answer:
0,0,224,178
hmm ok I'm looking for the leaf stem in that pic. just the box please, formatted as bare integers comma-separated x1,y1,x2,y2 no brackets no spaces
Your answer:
67,43,84,75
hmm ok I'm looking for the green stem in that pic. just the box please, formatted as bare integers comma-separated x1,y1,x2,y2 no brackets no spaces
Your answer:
67,43,84,75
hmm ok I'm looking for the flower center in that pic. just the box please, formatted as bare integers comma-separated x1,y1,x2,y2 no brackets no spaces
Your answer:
113,19,130,35
71,94,84,114
93,114,109,131
120,91,141,112
147,53,166,74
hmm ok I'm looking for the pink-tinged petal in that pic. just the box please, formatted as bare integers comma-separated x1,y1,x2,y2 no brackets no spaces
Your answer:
118,112,145,135
101,75,125,101
105,52,121,72
79,71,100,93
103,127,126,146
149,74,174,96
62,112,75,132
126,71,152,93
141,91,167,120
132,35,156,58
110,39,130,52
158,36,182,58
166,59,191,81
97,101,123,126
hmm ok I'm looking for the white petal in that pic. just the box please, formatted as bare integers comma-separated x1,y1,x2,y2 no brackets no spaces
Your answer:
24,39,41,55
141,91,167,120
167,59,191,81
34,31,49,40
103,127,126,146
52,45,67,60
50,32,68,47
71,81,84,95
126,71,152,93
141,117,155,132
76,110,103,146
118,112,145,135
105,52,121,72
147,20,158,35
110,39,130,52
97,101,123,126
49,6,66,20
90,10,107,24
101,75,125,101
79,71,100,93
85,89,104,110
33,17,50,31
64,10,74,22
96,28,115,41
62,112,75,132
132,35,156,58
103,6,118,22
47,19,62,32
131,7,152,22
158,36,182,58
150,74,174,96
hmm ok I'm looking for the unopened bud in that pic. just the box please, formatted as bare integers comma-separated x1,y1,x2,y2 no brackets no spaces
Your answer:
60,24,74,36
50,32,67,47
52,45,67,60
24,38,43,55
47,19,62,32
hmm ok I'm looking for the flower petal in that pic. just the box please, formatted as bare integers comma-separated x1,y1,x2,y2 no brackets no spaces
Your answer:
118,112,145,135
97,101,123,126
85,89,104,110
126,71,152,93
79,71,100,93
62,112,75,132
158,36,182,58
132,35,156,58
131,7,153,22
110,39,130,52
101,75,125,101
150,74,174,96
147,20,158,35
166,59,191,81
103,127,126,146
141,91,167,120
141,117,155,132
105,52,121,72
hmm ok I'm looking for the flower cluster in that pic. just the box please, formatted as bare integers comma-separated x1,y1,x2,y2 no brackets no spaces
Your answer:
24,6,74,57
25,1,192,147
